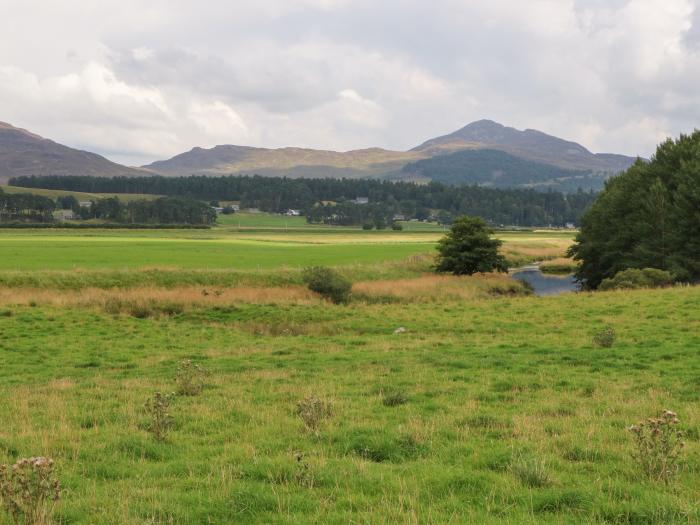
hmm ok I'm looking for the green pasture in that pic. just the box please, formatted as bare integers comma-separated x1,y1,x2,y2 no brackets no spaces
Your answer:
0,286,698,524
0,185,160,202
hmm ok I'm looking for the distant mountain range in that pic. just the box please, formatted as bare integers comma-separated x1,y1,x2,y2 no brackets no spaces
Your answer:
0,121,144,183
0,119,639,191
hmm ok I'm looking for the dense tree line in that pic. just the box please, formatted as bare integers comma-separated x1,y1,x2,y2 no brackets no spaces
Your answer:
569,131,700,289
0,188,56,222
0,188,216,225
10,175,598,226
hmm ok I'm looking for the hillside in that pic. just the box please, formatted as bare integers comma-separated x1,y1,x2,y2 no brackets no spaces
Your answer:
412,119,637,173
399,148,609,191
0,122,145,183
144,145,426,179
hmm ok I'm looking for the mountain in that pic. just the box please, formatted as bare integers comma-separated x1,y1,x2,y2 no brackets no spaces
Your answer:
144,145,426,179
398,149,609,192
412,119,637,173
144,120,637,191
0,121,144,183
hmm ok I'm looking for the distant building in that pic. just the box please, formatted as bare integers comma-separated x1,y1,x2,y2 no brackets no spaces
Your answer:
212,207,224,214
565,222,576,229
229,204,240,212
78,201,92,208
353,197,369,205
54,209,76,221
393,214,406,221
286,209,301,216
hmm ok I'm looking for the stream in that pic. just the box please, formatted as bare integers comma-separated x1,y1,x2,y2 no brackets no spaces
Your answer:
511,265,580,296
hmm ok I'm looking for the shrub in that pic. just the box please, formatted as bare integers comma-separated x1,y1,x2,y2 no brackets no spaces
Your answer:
302,266,352,304
593,326,616,348
296,395,332,436
362,222,373,230
0,457,60,525
145,392,174,441
391,222,403,231
628,410,685,483
599,268,674,291
175,359,207,396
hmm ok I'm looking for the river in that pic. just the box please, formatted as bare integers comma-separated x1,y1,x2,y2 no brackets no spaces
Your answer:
511,265,580,296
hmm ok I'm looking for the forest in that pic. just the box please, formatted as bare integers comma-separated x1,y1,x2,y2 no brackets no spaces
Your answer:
10,175,598,227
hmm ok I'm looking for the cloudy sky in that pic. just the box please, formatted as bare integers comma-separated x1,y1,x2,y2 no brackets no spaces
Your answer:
1,0,698,165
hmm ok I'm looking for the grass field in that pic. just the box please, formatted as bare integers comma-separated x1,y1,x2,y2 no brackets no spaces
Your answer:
3,221,696,524
0,224,572,272
0,284,698,524
0,185,161,202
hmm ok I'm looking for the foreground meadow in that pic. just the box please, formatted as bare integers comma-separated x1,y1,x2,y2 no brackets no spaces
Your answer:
0,278,698,524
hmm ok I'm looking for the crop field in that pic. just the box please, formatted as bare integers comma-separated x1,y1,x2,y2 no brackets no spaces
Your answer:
1,223,696,525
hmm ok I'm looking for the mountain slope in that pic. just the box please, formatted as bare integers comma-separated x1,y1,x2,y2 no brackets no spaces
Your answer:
0,122,145,183
144,145,427,179
144,120,637,190
399,149,608,191
412,119,637,173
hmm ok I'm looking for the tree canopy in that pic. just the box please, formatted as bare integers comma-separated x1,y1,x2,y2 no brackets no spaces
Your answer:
569,131,700,289
9,174,597,227
435,216,508,275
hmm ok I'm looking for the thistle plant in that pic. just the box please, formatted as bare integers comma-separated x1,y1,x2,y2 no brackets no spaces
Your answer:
628,410,685,483
296,395,332,436
145,392,174,441
175,359,207,396
0,457,60,525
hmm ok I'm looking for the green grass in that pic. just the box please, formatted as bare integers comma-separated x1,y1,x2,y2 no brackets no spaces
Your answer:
0,286,698,523
217,212,316,229
0,235,433,271
0,185,160,202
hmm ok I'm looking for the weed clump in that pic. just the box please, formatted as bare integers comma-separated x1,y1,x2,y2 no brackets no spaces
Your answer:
628,410,685,483
145,392,174,441
510,454,552,487
381,387,408,407
0,457,60,525
175,359,207,396
296,395,332,435
302,266,352,304
593,326,616,348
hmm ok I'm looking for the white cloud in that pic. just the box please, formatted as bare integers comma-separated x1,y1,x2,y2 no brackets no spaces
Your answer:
0,0,698,164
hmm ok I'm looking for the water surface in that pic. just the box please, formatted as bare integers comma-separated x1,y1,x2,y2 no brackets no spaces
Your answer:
511,265,580,296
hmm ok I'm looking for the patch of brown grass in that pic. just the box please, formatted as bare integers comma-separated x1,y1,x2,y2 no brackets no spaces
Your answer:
352,273,528,302
0,285,317,313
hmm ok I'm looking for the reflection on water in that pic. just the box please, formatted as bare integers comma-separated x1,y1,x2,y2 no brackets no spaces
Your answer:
511,266,580,296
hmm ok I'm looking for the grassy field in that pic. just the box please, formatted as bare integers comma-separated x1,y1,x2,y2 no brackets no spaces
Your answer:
3,223,696,524
0,185,161,202
0,283,698,524
0,225,572,272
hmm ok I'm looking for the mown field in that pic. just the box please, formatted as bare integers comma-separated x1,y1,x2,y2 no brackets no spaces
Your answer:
0,225,572,272
1,222,696,524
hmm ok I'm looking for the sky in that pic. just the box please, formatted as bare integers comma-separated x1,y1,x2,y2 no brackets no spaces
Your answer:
1,0,698,166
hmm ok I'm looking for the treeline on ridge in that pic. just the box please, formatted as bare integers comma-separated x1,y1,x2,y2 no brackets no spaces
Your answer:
10,175,598,226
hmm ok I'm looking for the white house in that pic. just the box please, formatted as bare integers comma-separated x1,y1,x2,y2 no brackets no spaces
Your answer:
286,209,301,216
353,197,369,205
54,209,76,221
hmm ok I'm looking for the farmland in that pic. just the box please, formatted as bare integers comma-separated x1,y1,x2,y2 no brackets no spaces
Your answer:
0,219,697,525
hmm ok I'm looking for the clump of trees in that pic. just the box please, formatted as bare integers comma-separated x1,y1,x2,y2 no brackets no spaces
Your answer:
0,189,217,225
0,189,55,222
569,131,700,289
435,216,508,275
